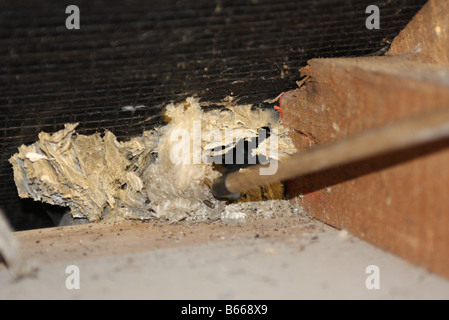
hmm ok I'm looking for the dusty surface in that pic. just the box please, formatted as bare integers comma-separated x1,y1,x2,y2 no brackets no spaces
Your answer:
1,216,449,300
1,212,324,267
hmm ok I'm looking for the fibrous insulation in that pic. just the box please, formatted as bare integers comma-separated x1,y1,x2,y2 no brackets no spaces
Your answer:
10,97,297,223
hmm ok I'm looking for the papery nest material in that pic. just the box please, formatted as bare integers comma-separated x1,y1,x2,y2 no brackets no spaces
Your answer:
10,97,298,223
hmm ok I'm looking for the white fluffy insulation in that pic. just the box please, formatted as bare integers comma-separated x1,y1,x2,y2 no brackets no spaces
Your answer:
10,97,299,224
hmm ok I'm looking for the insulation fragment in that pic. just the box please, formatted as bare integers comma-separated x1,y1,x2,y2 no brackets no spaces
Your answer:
10,97,297,223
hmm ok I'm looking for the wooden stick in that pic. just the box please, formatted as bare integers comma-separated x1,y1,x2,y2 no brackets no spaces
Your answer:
213,107,449,199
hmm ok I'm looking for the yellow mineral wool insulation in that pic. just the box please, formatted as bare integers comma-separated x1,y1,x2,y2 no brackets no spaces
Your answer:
142,99,224,221
10,97,297,223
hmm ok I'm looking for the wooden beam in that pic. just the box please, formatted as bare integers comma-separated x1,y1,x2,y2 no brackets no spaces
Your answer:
387,0,449,66
281,0,449,278
0,216,329,269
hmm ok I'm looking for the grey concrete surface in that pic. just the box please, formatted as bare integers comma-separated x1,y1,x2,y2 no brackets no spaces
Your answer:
1,230,449,299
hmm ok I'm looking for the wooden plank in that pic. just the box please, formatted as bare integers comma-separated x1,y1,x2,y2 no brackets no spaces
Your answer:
282,57,449,278
387,0,449,66
0,215,330,269
283,57,449,142
280,1,449,278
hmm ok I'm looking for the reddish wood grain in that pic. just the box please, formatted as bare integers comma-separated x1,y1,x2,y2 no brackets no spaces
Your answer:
282,0,449,278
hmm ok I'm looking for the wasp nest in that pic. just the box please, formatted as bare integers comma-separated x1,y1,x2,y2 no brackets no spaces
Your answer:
10,97,298,224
